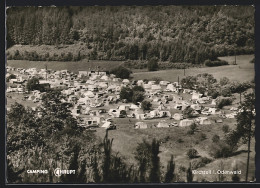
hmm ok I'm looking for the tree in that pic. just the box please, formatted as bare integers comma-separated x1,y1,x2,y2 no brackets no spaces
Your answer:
220,77,230,86
187,148,198,159
164,155,175,183
149,139,160,183
186,162,193,182
110,66,132,79
132,91,145,105
7,74,16,82
147,57,159,71
183,106,195,118
181,76,197,89
26,77,40,91
236,92,255,182
120,87,133,102
141,101,152,111
132,85,145,92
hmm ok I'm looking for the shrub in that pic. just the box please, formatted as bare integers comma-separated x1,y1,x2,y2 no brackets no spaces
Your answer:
191,157,212,169
187,148,198,159
110,66,132,79
222,125,229,133
217,98,232,109
208,89,219,99
212,134,220,143
141,100,152,111
183,106,195,119
209,141,233,158
199,133,207,141
132,91,145,104
204,59,229,67
177,138,184,143
120,87,133,102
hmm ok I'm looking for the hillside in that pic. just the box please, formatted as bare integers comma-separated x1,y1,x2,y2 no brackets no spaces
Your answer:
6,6,254,64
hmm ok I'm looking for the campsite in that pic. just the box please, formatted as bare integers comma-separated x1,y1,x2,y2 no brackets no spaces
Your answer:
6,54,255,181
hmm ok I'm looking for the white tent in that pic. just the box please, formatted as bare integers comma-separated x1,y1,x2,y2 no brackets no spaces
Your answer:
135,122,148,129
159,81,170,86
137,80,144,86
85,91,95,98
166,84,176,92
151,85,162,90
101,122,112,129
179,119,194,127
100,75,109,80
192,93,203,100
122,79,130,84
157,121,169,128
173,113,183,120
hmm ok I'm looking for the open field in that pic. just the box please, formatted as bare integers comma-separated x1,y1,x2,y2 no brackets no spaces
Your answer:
7,59,124,73
132,55,255,83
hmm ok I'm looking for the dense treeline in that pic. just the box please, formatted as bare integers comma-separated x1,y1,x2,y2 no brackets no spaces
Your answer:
7,6,254,63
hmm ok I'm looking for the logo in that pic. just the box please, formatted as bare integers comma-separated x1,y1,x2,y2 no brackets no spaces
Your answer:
54,168,76,177
54,168,62,177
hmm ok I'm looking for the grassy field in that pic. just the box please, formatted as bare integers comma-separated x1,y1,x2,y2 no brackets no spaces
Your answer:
7,59,124,73
95,114,255,182
132,55,255,83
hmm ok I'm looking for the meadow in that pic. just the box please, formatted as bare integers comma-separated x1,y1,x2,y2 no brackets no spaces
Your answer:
7,59,124,73
132,55,255,83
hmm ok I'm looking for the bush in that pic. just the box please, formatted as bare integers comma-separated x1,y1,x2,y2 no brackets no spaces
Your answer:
177,138,184,143
204,59,229,67
209,141,233,158
132,91,145,104
183,106,195,118
199,133,207,141
187,148,198,159
120,87,133,102
147,57,159,71
217,98,233,109
110,66,132,79
141,100,152,111
222,125,229,133
212,134,220,143
191,157,212,169
7,74,16,82
208,89,220,99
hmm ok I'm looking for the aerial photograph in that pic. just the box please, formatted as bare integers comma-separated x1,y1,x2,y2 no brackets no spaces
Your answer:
6,6,255,183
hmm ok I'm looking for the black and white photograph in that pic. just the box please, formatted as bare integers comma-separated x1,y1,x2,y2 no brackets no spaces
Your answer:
5,5,256,183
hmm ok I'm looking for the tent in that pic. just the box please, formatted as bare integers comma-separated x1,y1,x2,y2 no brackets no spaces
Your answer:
179,119,194,127
135,122,148,129
151,85,162,90
192,93,203,100
159,81,170,86
101,122,112,129
122,79,130,84
191,104,201,111
157,121,169,128
85,91,95,98
173,113,183,120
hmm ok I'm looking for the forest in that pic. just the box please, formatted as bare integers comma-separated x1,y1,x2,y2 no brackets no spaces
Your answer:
6,6,254,64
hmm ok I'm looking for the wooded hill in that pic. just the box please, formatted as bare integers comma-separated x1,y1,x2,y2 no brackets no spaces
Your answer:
6,6,254,64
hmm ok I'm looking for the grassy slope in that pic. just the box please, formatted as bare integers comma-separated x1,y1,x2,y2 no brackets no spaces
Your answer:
132,55,255,83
